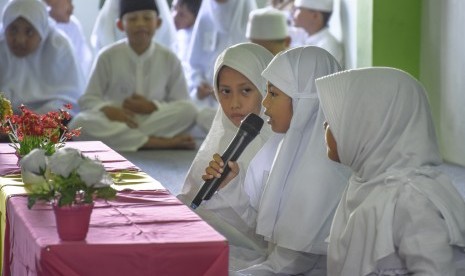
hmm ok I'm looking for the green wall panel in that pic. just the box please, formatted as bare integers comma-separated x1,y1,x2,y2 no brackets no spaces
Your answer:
372,0,422,78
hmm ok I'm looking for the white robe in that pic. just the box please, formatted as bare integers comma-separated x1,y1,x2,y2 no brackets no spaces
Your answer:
69,40,197,151
316,67,465,275
304,27,344,68
55,15,93,80
0,0,84,116
90,0,177,53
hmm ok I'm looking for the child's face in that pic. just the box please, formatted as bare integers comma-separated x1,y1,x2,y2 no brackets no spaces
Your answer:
292,7,320,35
44,0,73,23
262,82,292,133
171,1,196,30
118,10,161,50
5,17,42,57
323,121,340,162
217,66,263,127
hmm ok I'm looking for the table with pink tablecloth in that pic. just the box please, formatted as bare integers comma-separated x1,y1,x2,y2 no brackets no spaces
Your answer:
3,191,228,276
1,141,229,275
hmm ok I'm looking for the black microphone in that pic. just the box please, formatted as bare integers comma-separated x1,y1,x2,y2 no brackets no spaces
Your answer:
190,113,264,209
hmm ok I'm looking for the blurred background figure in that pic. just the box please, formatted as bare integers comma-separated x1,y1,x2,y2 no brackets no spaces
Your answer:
91,0,177,54
0,0,84,116
171,0,202,89
292,0,343,66
246,6,291,55
43,0,93,80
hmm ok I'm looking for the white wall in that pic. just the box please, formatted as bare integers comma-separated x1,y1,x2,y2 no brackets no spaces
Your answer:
73,0,100,44
339,0,372,69
420,0,465,166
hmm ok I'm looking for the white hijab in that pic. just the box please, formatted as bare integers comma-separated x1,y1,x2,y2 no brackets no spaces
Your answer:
179,42,273,205
316,67,465,275
256,46,349,254
90,0,177,53
0,0,84,115
186,0,256,85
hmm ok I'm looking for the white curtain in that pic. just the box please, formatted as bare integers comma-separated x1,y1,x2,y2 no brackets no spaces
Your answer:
420,0,465,166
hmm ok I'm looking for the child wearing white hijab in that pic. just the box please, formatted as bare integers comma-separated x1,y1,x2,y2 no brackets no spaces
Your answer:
205,46,350,275
187,0,257,133
90,0,177,54
316,67,465,275
0,0,84,116
178,42,274,260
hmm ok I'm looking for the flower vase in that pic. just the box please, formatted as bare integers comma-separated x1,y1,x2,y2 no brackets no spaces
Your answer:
53,203,94,241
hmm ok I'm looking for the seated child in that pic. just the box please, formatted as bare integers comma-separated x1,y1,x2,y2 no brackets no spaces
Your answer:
69,0,197,151
316,67,465,275
91,0,177,53
204,46,350,275
178,42,274,259
246,6,291,55
0,0,84,116
42,0,93,79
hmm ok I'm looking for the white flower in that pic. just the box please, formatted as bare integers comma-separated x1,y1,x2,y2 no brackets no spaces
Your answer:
76,158,108,188
48,147,83,178
20,148,47,175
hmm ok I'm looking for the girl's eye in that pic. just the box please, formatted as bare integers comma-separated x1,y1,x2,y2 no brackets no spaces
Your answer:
241,88,252,95
219,88,230,94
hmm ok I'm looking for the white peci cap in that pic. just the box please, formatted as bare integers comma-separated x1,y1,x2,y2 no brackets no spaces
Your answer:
246,7,288,40
294,0,333,12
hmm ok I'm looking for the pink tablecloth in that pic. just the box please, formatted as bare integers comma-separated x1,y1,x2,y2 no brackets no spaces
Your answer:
0,141,139,175
4,191,228,276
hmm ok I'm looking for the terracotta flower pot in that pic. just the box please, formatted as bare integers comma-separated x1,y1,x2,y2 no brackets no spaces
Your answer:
53,203,94,241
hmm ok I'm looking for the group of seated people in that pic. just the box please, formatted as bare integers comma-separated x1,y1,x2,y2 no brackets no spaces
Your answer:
2,0,465,275
0,0,343,151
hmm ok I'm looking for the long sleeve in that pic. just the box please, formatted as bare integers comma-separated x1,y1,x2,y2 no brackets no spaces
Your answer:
78,50,113,112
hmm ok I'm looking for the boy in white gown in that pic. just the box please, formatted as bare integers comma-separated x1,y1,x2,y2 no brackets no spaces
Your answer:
90,0,177,53
316,67,465,275
292,0,343,67
204,46,350,275
69,0,197,151
178,43,274,264
42,0,93,79
187,0,257,132
0,0,84,116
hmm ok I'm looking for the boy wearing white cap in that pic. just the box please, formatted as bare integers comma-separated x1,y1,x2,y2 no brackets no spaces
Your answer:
246,7,291,55
293,0,344,66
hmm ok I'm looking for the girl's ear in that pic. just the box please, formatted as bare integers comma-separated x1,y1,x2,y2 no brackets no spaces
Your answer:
116,19,124,32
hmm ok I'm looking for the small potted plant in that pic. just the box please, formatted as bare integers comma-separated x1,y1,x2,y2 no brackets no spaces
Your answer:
20,147,117,241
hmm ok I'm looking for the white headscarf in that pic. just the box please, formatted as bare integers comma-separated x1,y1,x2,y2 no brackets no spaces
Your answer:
90,0,177,53
316,67,465,275
179,42,273,205
256,46,349,254
0,0,84,115
186,0,256,86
